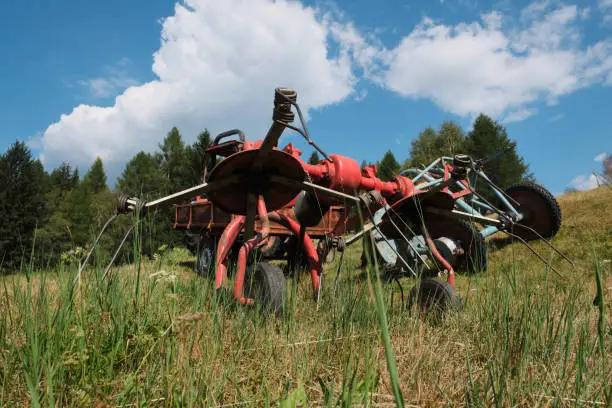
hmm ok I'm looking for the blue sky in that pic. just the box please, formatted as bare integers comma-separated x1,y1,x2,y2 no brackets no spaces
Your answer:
1,0,611,195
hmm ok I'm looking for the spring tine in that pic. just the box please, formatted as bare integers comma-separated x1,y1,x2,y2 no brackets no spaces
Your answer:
383,204,431,268
362,203,420,278
101,225,135,282
72,213,118,286
502,230,567,280
513,223,575,266
332,249,346,297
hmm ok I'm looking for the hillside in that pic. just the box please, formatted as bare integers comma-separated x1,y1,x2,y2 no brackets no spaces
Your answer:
0,187,610,407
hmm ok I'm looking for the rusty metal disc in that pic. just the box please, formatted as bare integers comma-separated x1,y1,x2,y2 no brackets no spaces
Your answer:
504,182,562,240
377,191,456,239
206,149,306,215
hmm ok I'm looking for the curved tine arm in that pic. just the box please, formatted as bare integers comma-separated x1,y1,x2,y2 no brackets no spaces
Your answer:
424,207,502,227
132,175,241,214
144,182,211,211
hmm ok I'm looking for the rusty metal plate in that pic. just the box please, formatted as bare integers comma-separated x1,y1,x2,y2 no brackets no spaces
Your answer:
207,149,306,215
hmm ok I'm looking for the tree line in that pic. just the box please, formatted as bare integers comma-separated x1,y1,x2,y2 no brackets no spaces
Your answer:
1,113,571,272
0,128,214,271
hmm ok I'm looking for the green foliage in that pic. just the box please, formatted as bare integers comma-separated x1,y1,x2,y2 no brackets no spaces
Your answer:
307,151,320,165
405,121,465,168
82,157,107,194
159,127,190,189
0,117,533,271
377,150,400,181
117,152,168,197
0,141,47,270
463,114,532,188
185,130,213,185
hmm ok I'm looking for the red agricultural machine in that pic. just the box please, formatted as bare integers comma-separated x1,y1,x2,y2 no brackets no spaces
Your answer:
104,87,569,315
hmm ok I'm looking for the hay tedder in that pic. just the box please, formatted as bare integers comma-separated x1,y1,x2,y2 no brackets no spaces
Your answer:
102,87,570,315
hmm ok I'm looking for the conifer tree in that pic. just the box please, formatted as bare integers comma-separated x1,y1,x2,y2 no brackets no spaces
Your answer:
308,151,320,165
378,150,400,181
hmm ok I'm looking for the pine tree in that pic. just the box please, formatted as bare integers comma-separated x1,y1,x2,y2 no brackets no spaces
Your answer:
186,130,213,184
50,162,75,194
308,151,320,165
0,141,47,270
82,157,107,194
117,152,169,198
378,150,400,181
463,114,531,189
159,127,189,189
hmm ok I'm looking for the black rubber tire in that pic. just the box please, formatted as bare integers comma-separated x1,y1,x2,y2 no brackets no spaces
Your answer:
245,262,287,314
184,231,201,255
407,278,460,315
195,234,217,278
260,236,283,258
504,182,562,241
423,217,488,274
284,236,313,276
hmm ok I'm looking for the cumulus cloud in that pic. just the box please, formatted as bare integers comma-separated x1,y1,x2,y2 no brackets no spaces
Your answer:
569,174,606,191
600,0,612,23
381,4,612,120
39,0,612,181
594,152,608,161
502,108,537,123
40,0,367,180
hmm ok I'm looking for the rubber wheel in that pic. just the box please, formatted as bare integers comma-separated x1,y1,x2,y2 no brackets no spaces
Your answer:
423,217,488,274
407,278,460,315
184,231,201,255
245,262,287,314
504,182,561,241
195,234,217,278
285,236,313,276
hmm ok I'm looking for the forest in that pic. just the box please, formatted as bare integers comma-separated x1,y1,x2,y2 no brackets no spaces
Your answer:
0,113,533,272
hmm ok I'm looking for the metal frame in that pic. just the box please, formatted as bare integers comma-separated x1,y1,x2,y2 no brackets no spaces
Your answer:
401,156,524,239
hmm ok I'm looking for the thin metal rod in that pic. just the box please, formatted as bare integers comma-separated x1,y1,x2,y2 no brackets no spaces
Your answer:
72,213,118,286
273,90,333,163
513,223,575,266
476,170,521,209
363,205,419,278
332,249,346,297
345,222,378,246
382,204,430,268
101,225,134,282
274,120,333,163
301,181,361,203
424,207,502,227
502,230,566,280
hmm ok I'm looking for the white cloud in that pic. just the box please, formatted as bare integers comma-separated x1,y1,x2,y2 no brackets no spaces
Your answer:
381,3,612,121
40,0,366,180
598,0,612,24
569,174,606,191
78,58,139,99
502,108,537,123
595,152,608,162
38,0,612,180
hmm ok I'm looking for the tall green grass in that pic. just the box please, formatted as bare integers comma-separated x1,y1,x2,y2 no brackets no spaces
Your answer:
0,188,610,407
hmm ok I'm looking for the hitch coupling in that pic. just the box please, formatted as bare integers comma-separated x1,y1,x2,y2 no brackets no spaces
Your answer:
116,194,147,215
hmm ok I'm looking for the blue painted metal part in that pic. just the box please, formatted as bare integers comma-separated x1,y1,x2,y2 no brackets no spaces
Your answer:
372,207,398,265
399,158,526,240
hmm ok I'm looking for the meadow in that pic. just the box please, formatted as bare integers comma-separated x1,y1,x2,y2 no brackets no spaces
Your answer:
0,187,610,407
